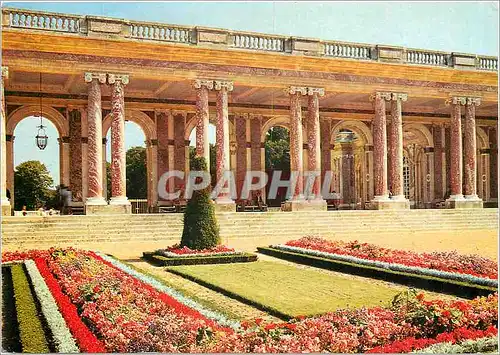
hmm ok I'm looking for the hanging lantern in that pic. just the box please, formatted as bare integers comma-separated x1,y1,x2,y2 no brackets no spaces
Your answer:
35,123,48,150
34,72,48,150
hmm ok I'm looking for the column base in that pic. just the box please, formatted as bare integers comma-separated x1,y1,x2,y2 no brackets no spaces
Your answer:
369,196,410,210
214,198,236,212
282,199,327,211
446,195,483,209
2,203,11,216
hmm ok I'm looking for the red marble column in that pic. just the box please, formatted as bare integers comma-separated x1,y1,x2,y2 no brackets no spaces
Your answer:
432,125,444,200
1,67,10,215
194,79,212,167
371,92,391,200
389,93,408,200
289,86,307,199
84,72,107,205
108,74,130,205
214,80,233,202
463,97,481,200
68,108,83,201
447,97,465,199
307,88,324,200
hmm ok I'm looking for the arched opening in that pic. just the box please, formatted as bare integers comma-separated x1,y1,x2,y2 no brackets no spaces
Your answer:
402,123,434,208
331,129,366,209
11,116,60,212
188,123,217,187
105,120,147,212
264,126,290,207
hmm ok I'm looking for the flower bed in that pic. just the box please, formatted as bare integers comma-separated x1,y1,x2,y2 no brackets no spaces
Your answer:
1,248,498,353
271,237,497,287
156,244,238,258
144,244,258,266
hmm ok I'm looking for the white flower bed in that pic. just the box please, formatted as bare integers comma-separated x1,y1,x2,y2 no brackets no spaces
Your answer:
156,250,242,258
96,252,240,330
413,336,498,353
24,260,80,353
272,244,498,288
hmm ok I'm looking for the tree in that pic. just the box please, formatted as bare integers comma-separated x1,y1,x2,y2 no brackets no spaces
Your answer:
181,156,220,250
14,161,54,210
126,146,147,199
265,126,290,171
189,144,217,187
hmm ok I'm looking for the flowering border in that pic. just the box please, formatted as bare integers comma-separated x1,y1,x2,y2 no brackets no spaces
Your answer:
271,244,498,288
156,250,243,258
34,257,107,353
24,260,79,353
414,335,498,353
95,252,241,330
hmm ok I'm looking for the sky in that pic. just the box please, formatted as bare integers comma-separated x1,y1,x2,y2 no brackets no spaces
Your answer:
5,1,499,184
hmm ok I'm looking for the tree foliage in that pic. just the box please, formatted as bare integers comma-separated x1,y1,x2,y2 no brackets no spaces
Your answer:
189,143,217,186
13,161,54,210
126,146,147,199
265,126,290,171
181,156,220,250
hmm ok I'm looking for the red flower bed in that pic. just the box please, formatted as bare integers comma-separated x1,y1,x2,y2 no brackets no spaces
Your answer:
284,237,498,279
34,257,106,353
45,249,227,352
160,244,235,255
367,325,498,353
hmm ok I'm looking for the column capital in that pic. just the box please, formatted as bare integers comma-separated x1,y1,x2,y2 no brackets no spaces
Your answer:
445,96,467,106
286,86,308,95
84,72,107,84
369,92,392,101
390,92,408,102
307,87,325,96
107,73,129,85
213,80,234,92
171,110,188,118
466,97,481,106
1,66,8,79
194,79,214,90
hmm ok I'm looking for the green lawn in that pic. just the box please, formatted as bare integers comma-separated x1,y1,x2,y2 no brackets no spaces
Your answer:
167,261,406,318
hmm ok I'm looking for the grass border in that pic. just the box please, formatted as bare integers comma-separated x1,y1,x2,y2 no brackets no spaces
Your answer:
166,267,293,321
257,247,497,299
2,266,22,353
143,252,258,266
105,253,243,322
11,263,50,353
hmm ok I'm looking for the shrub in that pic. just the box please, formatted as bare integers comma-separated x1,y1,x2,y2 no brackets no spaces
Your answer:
11,263,50,353
181,156,220,250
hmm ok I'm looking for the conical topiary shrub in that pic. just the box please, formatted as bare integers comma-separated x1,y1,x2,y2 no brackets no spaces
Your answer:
180,156,220,250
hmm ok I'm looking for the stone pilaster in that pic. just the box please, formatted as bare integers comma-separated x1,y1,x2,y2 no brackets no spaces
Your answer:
194,79,212,169
68,107,83,202
1,67,10,215
306,87,326,207
213,80,235,210
108,74,131,212
84,72,107,212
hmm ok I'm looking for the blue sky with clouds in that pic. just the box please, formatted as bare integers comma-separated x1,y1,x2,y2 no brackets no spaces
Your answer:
6,1,498,185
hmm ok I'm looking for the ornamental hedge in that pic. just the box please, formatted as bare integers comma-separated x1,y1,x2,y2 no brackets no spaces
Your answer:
11,264,50,353
143,252,258,266
181,156,220,250
257,247,496,298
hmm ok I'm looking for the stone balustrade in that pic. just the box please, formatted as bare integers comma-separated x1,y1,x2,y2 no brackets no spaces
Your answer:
231,32,285,52
128,20,193,43
406,49,449,66
324,42,372,59
2,7,497,71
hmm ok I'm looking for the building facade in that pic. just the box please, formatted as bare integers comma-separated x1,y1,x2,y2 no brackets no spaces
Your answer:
0,8,498,214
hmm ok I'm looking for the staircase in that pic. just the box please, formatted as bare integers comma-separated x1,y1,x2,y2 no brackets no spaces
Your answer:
2,209,497,250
